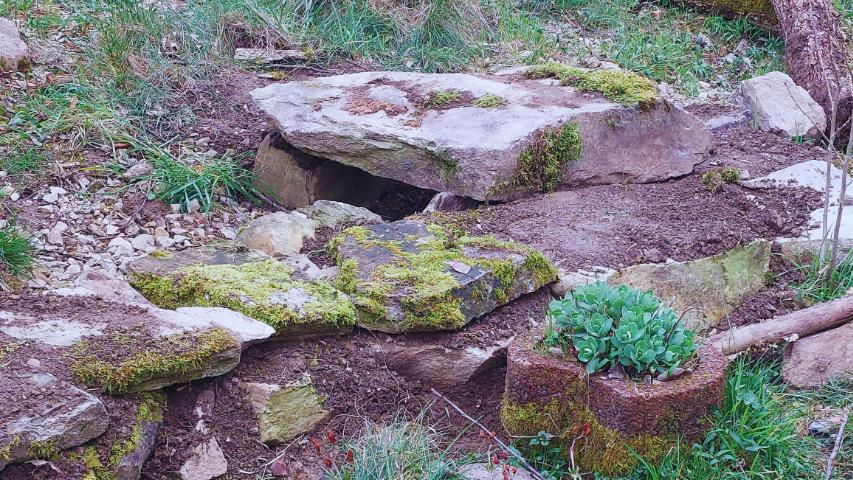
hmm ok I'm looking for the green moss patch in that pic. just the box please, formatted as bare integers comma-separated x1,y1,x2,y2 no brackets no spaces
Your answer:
474,93,507,108
502,398,671,476
527,62,658,109
130,259,357,335
329,221,556,333
70,327,238,393
490,122,582,196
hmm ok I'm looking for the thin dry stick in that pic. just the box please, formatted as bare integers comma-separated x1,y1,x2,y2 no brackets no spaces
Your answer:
430,388,547,480
824,407,849,480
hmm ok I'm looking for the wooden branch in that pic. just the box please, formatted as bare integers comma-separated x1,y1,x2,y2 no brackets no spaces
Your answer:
825,407,849,480
709,295,853,355
430,388,547,480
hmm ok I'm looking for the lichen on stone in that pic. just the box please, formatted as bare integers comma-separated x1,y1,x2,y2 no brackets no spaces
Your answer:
70,327,238,393
27,439,59,460
423,89,461,108
527,62,658,109
129,259,357,334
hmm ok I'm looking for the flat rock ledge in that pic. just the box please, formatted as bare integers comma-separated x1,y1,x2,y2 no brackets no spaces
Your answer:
329,220,557,333
0,294,244,394
251,70,712,201
128,247,357,336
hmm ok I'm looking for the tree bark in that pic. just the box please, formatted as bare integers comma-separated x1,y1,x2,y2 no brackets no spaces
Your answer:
708,295,853,355
771,0,853,140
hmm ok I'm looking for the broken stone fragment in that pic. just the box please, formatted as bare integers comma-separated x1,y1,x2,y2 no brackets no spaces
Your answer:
783,320,852,388
251,70,711,201
242,376,328,445
609,239,771,331
423,192,481,213
329,220,557,333
129,249,357,336
460,463,536,480
179,437,228,480
0,368,109,471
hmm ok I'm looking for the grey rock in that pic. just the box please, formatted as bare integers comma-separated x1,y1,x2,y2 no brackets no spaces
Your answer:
234,47,307,63
236,211,317,257
298,200,382,228
251,71,711,201
115,414,161,480
551,266,615,297
731,72,827,139
460,463,535,480
179,437,228,480
423,192,481,213
0,369,109,471
242,377,328,445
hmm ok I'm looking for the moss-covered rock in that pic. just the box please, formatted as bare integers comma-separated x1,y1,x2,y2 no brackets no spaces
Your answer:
609,239,771,331
328,221,557,333
129,252,357,336
243,377,328,445
526,62,659,109
502,331,727,476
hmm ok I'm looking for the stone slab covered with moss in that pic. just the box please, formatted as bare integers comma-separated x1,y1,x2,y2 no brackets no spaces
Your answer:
251,70,712,201
501,330,727,476
609,239,771,331
128,248,357,336
328,220,557,333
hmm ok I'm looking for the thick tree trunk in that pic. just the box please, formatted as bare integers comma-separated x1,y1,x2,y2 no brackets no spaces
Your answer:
708,295,853,355
771,0,853,139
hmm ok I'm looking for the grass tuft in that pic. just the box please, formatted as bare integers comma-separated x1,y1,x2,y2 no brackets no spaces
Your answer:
0,223,34,287
792,250,853,303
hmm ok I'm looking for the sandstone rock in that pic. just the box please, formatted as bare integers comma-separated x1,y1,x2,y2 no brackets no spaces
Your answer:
783,320,853,388
114,393,164,480
703,109,750,132
170,307,276,349
179,437,228,480
0,18,28,72
0,369,109,471
423,192,481,213
234,47,307,63
609,240,771,331
253,132,397,209
129,249,357,336
329,220,556,333
123,161,154,180
243,376,328,445
375,337,513,390
731,72,827,139
745,160,853,256
251,70,711,201
1,294,243,393
460,463,535,480
298,200,383,228
236,211,317,257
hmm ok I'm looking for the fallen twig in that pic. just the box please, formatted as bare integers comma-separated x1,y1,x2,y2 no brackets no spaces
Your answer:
825,407,849,480
430,387,547,480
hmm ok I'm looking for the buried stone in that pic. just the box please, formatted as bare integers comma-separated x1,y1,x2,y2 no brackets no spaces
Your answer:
328,220,556,333
129,251,357,336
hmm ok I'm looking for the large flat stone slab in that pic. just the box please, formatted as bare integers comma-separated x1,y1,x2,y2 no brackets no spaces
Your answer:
0,294,244,393
329,220,556,333
129,248,357,336
0,18,28,72
0,368,108,471
251,70,711,201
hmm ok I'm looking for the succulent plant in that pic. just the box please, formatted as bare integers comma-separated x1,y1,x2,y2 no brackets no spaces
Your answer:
545,282,698,377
